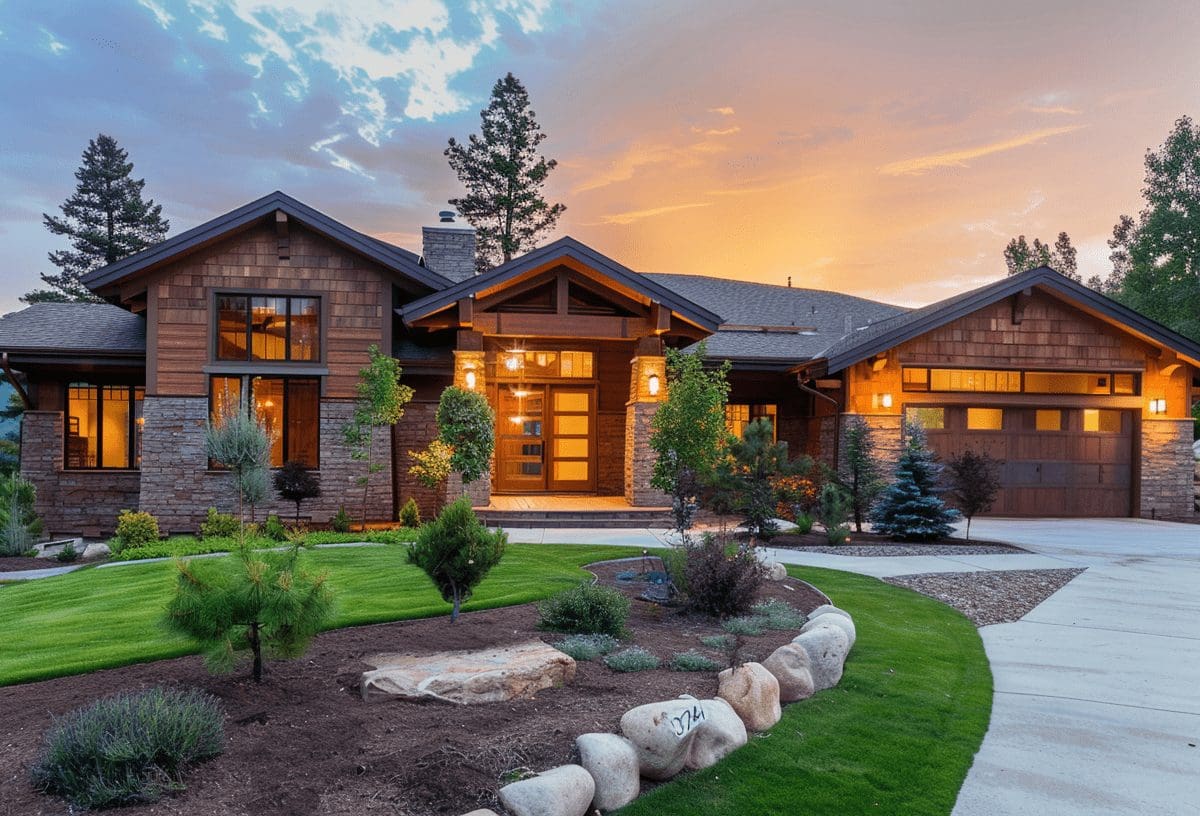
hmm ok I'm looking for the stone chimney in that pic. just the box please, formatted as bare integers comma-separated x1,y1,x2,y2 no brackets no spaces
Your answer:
422,210,476,282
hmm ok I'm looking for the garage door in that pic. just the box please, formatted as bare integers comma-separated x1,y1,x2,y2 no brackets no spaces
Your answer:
912,405,1133,517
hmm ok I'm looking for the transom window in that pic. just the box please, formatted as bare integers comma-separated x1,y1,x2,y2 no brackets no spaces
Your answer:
65,384,144,469
902,367,1139,396
495,349,595,380
209,376,320,468
217,294,320,362
726,404,778,441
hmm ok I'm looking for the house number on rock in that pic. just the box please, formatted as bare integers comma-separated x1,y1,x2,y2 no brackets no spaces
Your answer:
670,704,706,737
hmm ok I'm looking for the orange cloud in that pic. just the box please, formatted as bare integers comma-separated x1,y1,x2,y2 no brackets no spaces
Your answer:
595,202,713,225
878,125,1085,176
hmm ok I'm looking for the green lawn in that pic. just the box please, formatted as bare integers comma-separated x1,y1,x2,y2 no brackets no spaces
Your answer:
619,565,992,816
0,543,639,687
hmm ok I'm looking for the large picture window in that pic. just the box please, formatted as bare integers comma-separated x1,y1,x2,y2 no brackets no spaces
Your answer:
901,367,1140,396
216,294,320,362
65,384,144,469
209,376,319,468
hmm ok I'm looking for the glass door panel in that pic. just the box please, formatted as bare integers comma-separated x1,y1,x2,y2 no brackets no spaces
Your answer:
548,387,594,491
496,386,546,491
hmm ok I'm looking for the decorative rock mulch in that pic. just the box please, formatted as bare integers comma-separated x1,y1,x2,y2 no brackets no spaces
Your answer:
765,530,1029,557
884,568,1086,626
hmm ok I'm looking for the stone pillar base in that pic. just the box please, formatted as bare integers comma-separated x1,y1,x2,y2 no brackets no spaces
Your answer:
625,400,670,506
1140,418,1195,519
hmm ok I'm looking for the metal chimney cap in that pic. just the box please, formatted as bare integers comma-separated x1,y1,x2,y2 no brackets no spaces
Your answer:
438,210,456,223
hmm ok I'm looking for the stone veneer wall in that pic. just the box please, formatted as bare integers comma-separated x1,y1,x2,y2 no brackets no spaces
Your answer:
392,401,444,520
1140,418,1195,519
839,414,904,482
19,411,141,537
139,396,392,532
597,411,625,495
624,401,669,506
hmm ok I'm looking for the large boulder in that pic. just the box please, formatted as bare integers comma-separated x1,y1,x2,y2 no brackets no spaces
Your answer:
793,623,850,691
619,695,712,780
765,561,788,581
360,641,575,704
807,603,851,622
686,697,748,769
497,765,594,816
801,611,856,650
761,643,816,702
717,662,781,732
576,733,639,812
460,811,500,816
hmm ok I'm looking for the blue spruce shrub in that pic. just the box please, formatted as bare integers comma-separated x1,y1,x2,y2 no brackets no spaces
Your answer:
869,420,959,541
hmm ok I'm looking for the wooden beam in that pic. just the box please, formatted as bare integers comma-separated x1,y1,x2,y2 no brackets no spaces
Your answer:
456,329,484,351
1011,288,1033,325
1,353,33,410
457,296,474,328
871,354,888,372
276,211,290,260
651,302,671,335
474,312,650,339
556,271,569,316
636,335,663,356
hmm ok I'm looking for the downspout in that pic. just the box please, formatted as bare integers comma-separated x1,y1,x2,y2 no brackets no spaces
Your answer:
1,352,32,410
796,374,842,470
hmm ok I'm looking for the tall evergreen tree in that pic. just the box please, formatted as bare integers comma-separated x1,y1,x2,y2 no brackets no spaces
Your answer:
1003,232,1079,280
446,73,566,272
869,421,959,541
27,134,169,303
841,416,885,532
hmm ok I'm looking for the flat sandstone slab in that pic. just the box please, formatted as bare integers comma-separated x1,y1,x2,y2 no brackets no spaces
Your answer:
361,640,576,704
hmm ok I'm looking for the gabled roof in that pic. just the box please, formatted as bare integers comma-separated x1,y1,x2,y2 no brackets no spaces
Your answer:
816,266,1200,373
82,190,451,294
0,303,145,356
398,236,723,332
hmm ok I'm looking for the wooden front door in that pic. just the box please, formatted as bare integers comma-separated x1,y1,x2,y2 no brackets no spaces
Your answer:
495,386,547,492
547,386,596,492
494,385,597,493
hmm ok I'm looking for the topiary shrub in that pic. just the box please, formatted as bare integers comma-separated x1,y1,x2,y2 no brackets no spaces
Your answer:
670,650,722,672
272,461,321,523
199,507,239,540
263,514,287,542
551,633,620,661
30,687,224,809
406,498,506,623
398,497,421,528
0,472,43,556
604,646,660,673
330,506,351,533
681,535,765,618
537,582,630,638
113,509,160,554
435,386,495,487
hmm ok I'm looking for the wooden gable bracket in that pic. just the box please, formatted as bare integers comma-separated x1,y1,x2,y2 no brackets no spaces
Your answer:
1158,349,1182,377
1011,287,1033,325
1,353,32,410
651,301,671,335
275,211,290,260
871,353,888,372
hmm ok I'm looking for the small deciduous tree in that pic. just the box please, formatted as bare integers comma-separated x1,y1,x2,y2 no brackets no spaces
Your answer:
946,449,1002,541
869,421,960,541
272,461,321,523
343,345,413,530
165,544,334,683
434,386,494,487
0,472,42,556
204,397,273,545
406,498,506,623
841,416,885,532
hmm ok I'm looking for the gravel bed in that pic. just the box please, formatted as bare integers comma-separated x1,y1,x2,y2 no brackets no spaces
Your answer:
884,568,1086,626
788,542,1024,557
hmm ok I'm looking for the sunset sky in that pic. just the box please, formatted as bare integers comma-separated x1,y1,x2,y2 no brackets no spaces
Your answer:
1,0,1198,315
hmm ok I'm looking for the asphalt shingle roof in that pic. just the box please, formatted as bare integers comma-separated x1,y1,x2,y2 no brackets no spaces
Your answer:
0,302,146,354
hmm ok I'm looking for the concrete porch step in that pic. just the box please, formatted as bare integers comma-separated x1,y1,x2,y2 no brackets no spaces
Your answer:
476,509,673,529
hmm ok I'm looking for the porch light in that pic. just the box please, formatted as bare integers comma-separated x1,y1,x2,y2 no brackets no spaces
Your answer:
647,373,660,397
510,415,524,425
464,369,477,390
1149,398,1167,414
505,353,522,372
880,393,893,409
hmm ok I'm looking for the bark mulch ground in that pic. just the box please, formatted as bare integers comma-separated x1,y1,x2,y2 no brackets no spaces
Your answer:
0,556,52,572
766,529,1028,557
884,568,1086,626
0,559,825,816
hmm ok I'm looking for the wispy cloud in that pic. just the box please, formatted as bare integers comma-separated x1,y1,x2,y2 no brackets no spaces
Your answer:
691,125,740,136
595,202,712,225
136,0,173,28
709,106,735,116
1021,91,1081,116
41,27,67,55
310,134,374,180
879,125,1084,176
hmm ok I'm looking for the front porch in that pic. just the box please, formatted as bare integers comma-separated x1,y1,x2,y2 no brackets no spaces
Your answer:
475,493,673,528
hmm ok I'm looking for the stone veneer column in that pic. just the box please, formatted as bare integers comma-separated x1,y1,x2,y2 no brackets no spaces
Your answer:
139,396,393,532
839,413,904,482
625,355,670,506
1139,418,1195,519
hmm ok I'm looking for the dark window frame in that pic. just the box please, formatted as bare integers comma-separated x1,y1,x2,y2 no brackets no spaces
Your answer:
900,366,1141,396
214,293,322,363
63,383,145,470
207,375,321,470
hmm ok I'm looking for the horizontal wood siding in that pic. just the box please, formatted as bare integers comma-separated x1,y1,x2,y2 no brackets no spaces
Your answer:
150,223,390,398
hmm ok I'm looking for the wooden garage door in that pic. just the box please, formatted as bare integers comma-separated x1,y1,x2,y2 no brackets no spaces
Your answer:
917,406,1133,517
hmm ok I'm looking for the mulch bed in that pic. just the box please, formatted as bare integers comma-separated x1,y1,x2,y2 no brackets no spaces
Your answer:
884,568,1086,626
0,556,58,573
765,529,1028,557
0,559,825,816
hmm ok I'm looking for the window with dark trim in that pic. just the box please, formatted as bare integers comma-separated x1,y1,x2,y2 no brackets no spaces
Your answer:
216,294,320,362
725,404,778,441
901,367,1140,396
65,384,144,469
209,375,319,468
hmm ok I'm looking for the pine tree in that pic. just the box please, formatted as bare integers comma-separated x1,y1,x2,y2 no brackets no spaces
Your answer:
869,421,960,541
1003,232,1079,280
446,73,566,271
406,499,506,623
28,134,169,303
841,416,885,532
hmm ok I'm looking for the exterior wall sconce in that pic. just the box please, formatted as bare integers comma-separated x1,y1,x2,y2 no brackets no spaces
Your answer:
1149,398,1167,414
647,373,660,397
879,393,893,409
463,369,477,390
505,355,521,372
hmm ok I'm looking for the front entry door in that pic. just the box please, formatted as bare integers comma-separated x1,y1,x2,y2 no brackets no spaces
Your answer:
496,386,546,492
548,387,595,492
494,385,596,493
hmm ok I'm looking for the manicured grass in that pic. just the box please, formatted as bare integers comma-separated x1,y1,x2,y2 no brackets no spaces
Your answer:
620,565,992,816
108,529,419,561
0,543,639,687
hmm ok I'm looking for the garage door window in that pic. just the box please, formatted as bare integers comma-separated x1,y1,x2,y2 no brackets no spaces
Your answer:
1035,409,1062,431
905,406,944,429
966,408,1003,430
1083,409,1122,433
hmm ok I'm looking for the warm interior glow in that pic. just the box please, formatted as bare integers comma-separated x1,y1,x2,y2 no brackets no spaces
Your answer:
1149,398,1167,414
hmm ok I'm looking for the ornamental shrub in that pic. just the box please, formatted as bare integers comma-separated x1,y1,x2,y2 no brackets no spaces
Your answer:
870,421,960,541
55,542,80,563
406,498,506,623
199,507,239,540
670,650,722,672
263,514,288,542
30,687,224,809
0,472,42,556
112,509,160,554
537,582,630,638
272,461,321,523
398,497,421,528
408,439,455,489
681,535,765,618
946,448,1002,541
722,615,767,636
330,506,351,533
435,386,495,485
751,598,806,630
551,633,620,661
817,483,852,545
604,646,660,673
